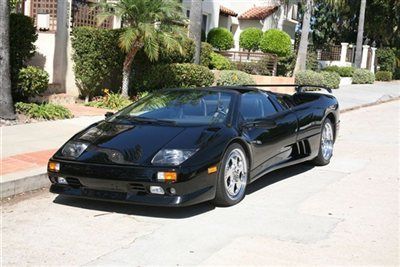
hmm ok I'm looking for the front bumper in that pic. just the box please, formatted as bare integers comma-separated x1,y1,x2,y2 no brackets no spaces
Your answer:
48,159,218,207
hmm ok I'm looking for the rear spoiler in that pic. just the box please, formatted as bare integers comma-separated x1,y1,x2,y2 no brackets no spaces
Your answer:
242,84,333,94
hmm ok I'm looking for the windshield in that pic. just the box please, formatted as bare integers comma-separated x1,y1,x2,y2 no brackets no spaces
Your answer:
108,89,234,126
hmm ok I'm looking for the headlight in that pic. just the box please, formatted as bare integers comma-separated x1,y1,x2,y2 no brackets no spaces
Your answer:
151,149,198,166
61,141,89,159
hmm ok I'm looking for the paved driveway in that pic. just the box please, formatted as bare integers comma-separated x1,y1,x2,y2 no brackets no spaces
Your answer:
2,101,399,266
335,81,399,110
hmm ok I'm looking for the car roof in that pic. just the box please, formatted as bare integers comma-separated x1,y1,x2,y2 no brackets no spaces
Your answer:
161,86,273,94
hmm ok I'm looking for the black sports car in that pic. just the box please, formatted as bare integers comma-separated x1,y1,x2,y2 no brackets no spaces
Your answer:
48,85,339,207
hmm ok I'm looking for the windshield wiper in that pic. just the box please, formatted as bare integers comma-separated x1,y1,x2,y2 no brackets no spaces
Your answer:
115,115,176,125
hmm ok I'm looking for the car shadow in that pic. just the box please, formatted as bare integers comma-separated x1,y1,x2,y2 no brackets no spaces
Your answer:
53,163,315,219
246,163,315,195
53,195,216,219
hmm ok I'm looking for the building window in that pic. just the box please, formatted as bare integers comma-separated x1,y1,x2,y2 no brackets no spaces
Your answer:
202,14,208,33
30,0,58,32
186,10,190,18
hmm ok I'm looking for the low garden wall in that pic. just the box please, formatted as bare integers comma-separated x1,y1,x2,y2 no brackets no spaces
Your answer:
251,75,295,94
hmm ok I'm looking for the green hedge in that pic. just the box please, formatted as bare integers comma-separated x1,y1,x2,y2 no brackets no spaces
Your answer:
207,27,234,51
376,48,396,73
216,70,254,86
259,29,291,57
321,71,340,89
10,13,38,100
200,42,214,67
17,66,49,100
295,70,340,89
239,27,263,52
71,27,124,98
15,102,73,120
323,66,355,77
352,69,375,84
134,63,214,91
209,52,232,70
375,71,393,81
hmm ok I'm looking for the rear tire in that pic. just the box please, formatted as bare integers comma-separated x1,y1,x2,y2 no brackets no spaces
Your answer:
214,143,249,207
312,118,334,166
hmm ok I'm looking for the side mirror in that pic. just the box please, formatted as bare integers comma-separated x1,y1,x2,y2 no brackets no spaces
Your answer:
105,112,114,118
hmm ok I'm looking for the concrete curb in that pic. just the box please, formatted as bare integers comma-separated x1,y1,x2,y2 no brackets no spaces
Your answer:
2,97,399,199
341,95,400,113
1,172,50,200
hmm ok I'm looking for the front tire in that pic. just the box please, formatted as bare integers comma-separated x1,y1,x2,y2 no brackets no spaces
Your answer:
214,143,249,206
312,118,334,166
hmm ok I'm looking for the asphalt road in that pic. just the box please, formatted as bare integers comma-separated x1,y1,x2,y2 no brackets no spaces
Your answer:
2,101,399,266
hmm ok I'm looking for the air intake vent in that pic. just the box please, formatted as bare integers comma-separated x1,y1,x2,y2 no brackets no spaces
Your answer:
128,183,146,192
66,178,82,188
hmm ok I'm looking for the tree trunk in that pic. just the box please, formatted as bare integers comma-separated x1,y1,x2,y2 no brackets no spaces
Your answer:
0,0,16,120
121,65,130,97
189,0,202,65
121,46,139,97
354,0,367,68
294,0,312,73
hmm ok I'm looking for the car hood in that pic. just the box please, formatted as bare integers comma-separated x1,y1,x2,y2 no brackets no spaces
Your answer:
57,121,222,165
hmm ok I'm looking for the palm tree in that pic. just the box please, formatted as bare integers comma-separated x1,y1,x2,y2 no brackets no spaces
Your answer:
294,0,313,72
188,0,202,64
354,0,366,68
0,0,16,120
98,0,186,97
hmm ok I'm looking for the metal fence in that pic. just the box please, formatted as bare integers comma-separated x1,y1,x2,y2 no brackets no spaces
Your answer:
320,45,341,61
217,51,278,76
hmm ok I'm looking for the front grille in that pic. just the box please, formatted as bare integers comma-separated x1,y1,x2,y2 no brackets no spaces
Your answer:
66,177,82,188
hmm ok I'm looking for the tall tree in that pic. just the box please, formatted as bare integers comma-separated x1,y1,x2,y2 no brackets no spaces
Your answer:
0,0,16,120
354,0,366,67
98,0,186,97
189,0,202,64
294,0,312,72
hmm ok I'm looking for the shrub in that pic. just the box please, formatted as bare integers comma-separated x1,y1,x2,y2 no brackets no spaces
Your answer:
375,71,393,81
320,71,340,89
236,57,272,76
87,90,132,110
376,48,396,72
10,14,38,98
295,70,324,87
209,52,232,70
323,66,355,77
306,50,318,71
135,63,214,91
71,27,124,98
277,53,295,76
17,66,49,100
200,42,214,67
15,102,73,120
207,27,234,51
259,29,292,57
352,69,375,84
216,70,254,86
239,27,263,52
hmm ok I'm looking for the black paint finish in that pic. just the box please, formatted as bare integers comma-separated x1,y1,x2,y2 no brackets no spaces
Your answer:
49,87,339,207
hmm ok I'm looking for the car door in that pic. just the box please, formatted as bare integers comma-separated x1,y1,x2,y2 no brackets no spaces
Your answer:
239,91,298,176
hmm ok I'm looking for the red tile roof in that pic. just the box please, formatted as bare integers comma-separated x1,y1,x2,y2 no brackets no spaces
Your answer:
220,5,238,17
238,6,278,20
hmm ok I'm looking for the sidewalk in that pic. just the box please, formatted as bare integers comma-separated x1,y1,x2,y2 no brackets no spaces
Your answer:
1,82,399,199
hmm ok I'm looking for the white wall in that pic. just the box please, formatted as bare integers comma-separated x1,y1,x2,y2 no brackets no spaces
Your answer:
28,33,56,83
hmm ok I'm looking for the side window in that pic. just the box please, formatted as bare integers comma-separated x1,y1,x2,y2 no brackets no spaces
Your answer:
240,92,277,121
